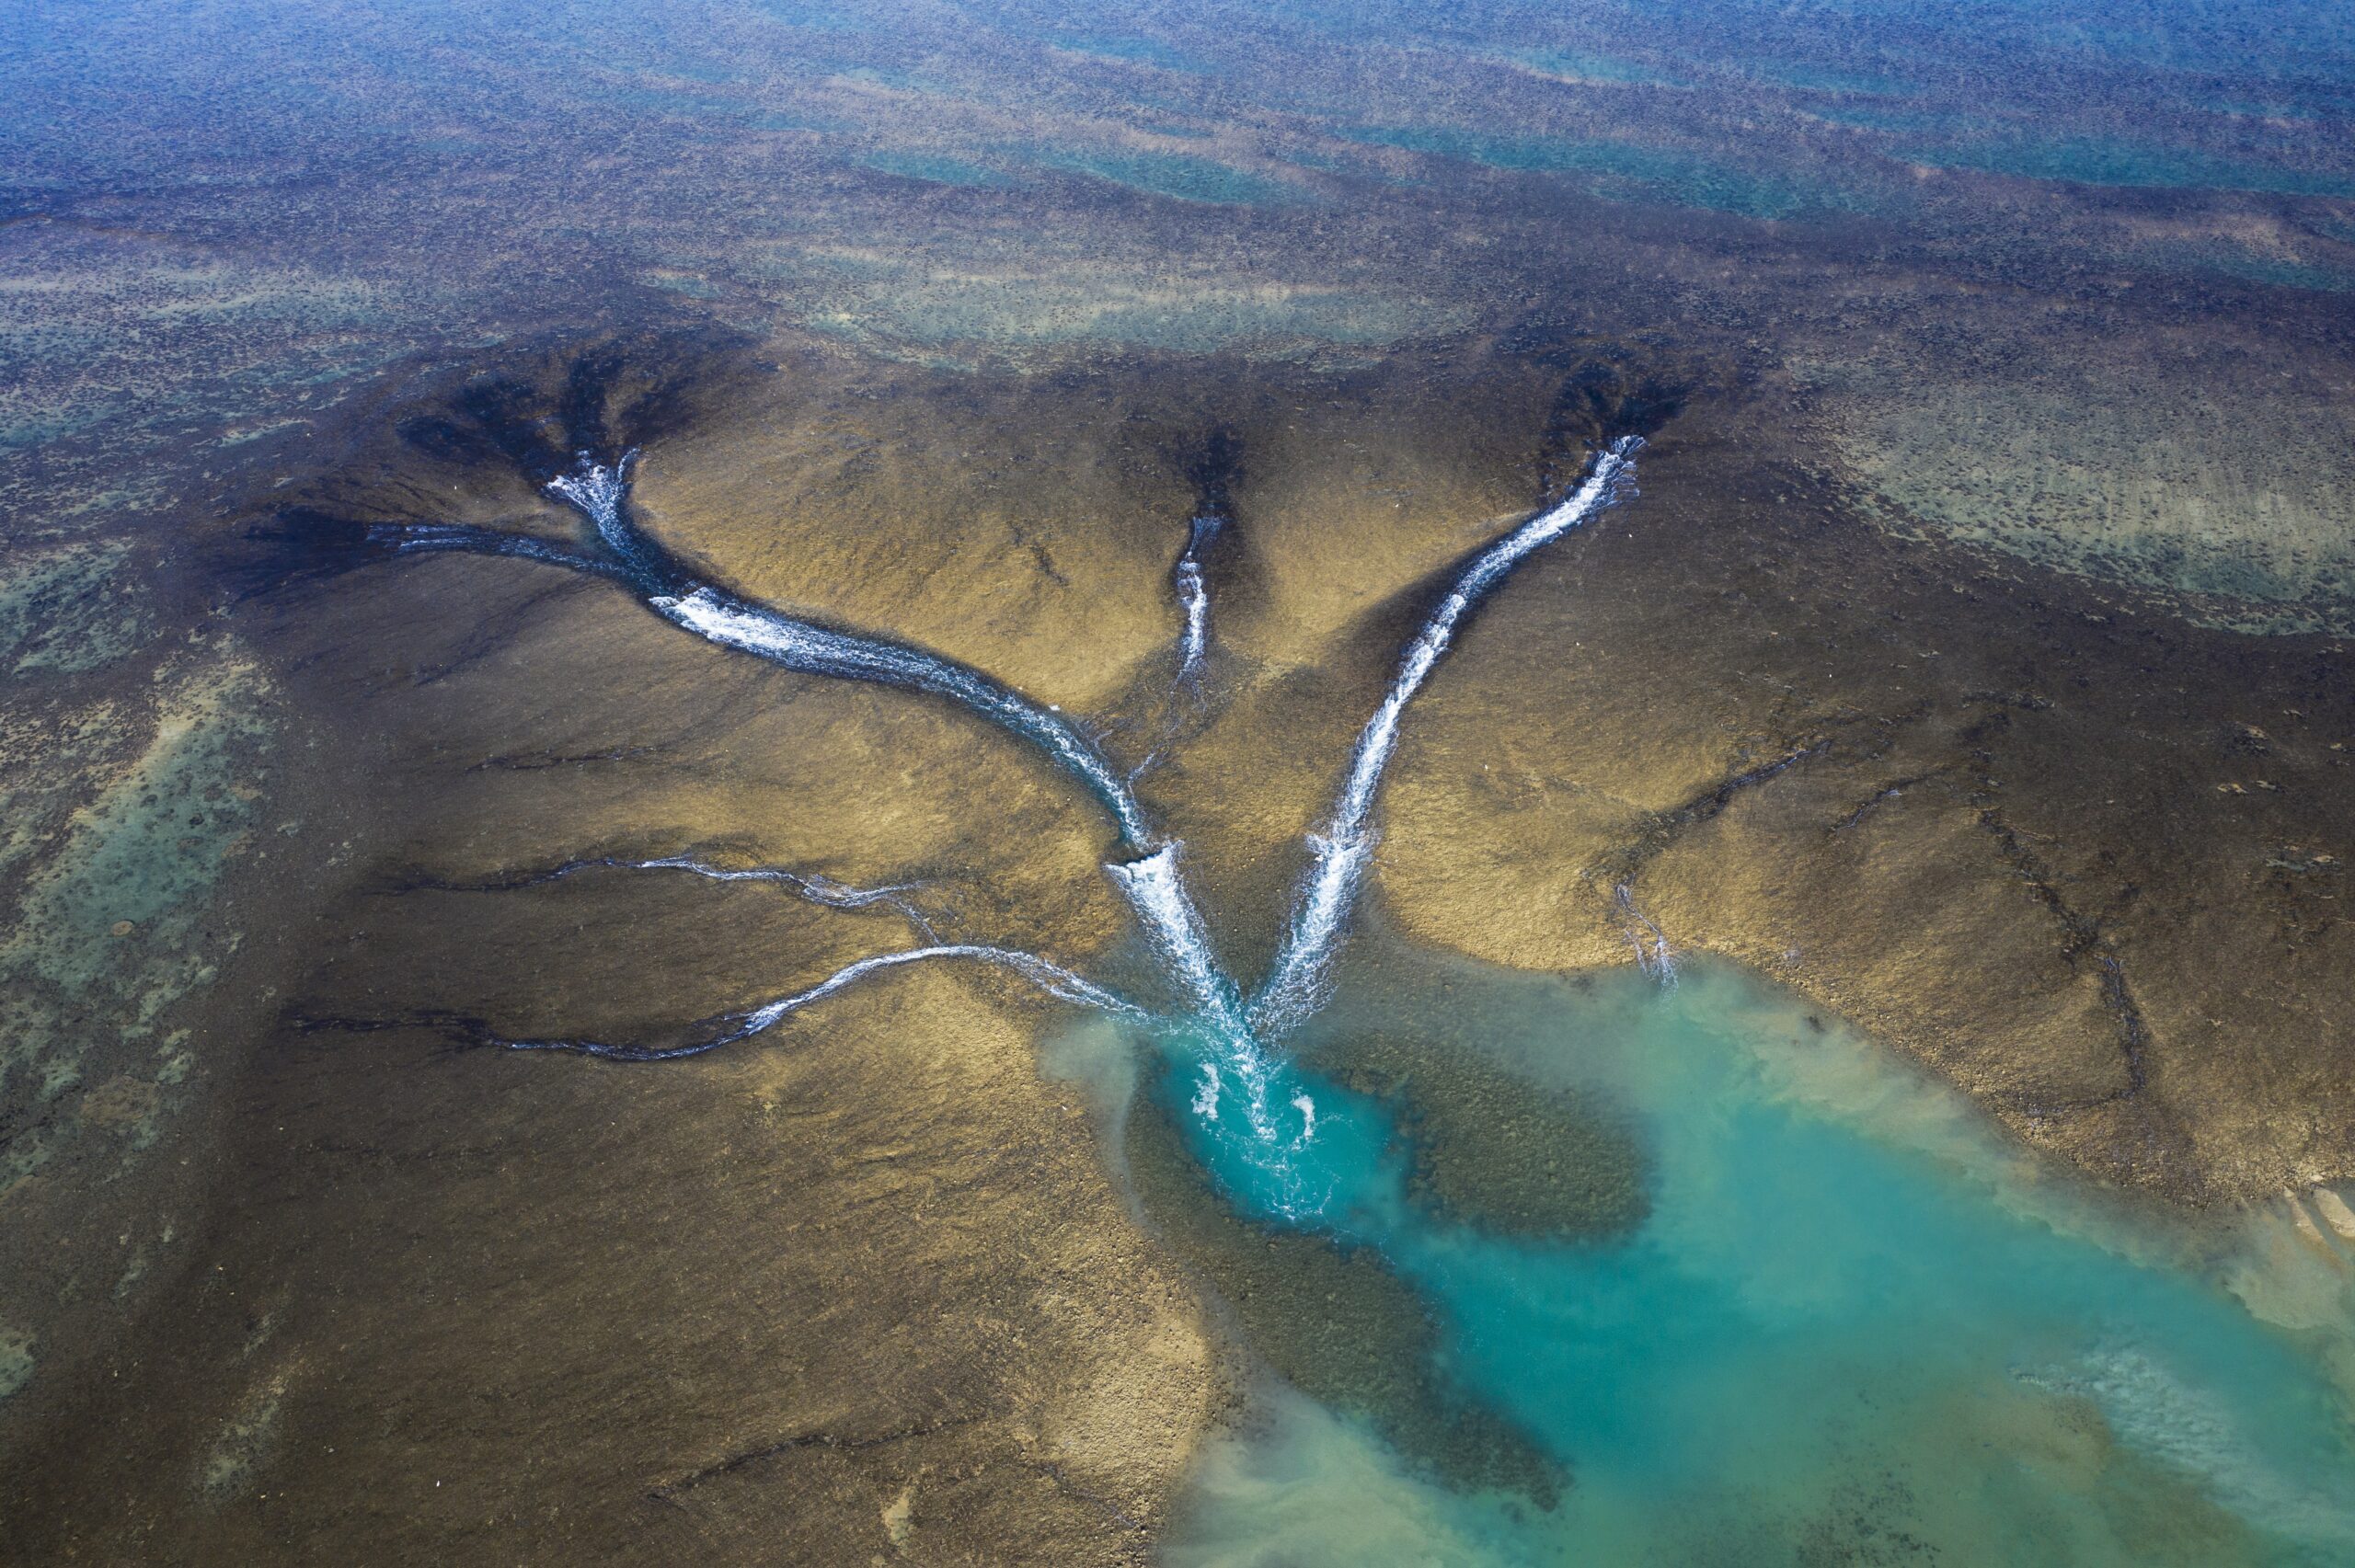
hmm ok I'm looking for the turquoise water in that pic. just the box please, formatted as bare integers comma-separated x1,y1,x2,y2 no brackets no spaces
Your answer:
1335,126,1844,220
1088,951,2355,1565
859,150,1014,187
1895,135,2355,196
1026,146,1306,206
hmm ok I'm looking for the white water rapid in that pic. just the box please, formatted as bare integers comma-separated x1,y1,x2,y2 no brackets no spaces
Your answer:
1249,436,1642,1037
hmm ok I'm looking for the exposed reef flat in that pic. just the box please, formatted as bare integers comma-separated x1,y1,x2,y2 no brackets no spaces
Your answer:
9,0,2355,1554
1378,383,2354,1200
4,320,2351,1560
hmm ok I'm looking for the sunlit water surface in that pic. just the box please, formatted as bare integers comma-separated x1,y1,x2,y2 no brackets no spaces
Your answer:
1054,946,2355,1566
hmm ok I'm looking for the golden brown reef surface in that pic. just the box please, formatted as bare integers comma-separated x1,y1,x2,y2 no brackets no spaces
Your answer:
1,324,2350,1561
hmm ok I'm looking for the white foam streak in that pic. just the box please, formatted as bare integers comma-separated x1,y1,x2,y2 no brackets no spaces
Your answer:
500,943,1143,1060
544,454,1157,850
736,944,1143,1035
1107,842,1296,1142
546,452,636,555
653,586,1156,848
1174,514,1219,687
1106,843,1246,1029
2021,1346,2355,1548
1615,883,1679,987
1192,1061,1223,1122
624,854,936,938
1251,438,1641,1036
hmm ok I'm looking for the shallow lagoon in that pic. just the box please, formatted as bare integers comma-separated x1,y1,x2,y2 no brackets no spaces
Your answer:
1055,940,2355,1564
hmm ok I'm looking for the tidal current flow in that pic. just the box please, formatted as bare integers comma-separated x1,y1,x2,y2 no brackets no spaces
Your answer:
1148,952,2355,1567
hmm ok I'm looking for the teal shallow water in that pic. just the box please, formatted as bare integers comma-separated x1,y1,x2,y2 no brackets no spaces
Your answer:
1078,950,2355,1565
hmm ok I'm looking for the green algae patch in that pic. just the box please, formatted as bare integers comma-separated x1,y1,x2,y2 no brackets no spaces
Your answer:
0,542,151,675
773,244,1454,361
12,663,271,990
1,655,273,1183
198,1368,289,1501
0,1324,30,1402
1806,357,2355,632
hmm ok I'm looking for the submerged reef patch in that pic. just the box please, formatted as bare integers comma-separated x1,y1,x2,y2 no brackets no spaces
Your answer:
0,543,150,675
0,654,271,1186
1806,350,2355,632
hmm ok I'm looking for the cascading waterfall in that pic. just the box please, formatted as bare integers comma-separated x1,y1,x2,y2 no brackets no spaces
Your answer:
1105,841,1294,1154
488,452,1161,852
535,456,1247,995
1250,436,1643,1038
362,435,1643,1204
654,585,1164,850
1173,511,1220,690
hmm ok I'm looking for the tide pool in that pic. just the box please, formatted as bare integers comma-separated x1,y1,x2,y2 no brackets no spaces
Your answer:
1066,944,2355,1565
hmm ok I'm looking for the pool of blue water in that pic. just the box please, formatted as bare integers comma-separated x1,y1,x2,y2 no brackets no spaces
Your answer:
1075,947,2355,1565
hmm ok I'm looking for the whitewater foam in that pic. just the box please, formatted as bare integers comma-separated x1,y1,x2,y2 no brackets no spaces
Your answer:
1252,438,1642,1036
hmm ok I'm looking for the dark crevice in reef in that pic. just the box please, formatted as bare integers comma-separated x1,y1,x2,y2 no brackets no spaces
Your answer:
1172,427,1242,529
1173,427,1257,627
1826,771,1948,834
1103,425,1265,770
1972,802,2157,1112
463,742,672,773
1534,354,1693,506
1494,321,1718,499
283,1006,500,1051
228,326,765,593
646,1411,989,1505
1951,701,2163,1116
1025,1459,1152,1538
394,329,751,488
1599,734,1838,888
405,579,588,688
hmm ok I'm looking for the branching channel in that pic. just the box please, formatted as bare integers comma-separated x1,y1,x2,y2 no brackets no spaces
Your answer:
339,427,1647,1184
